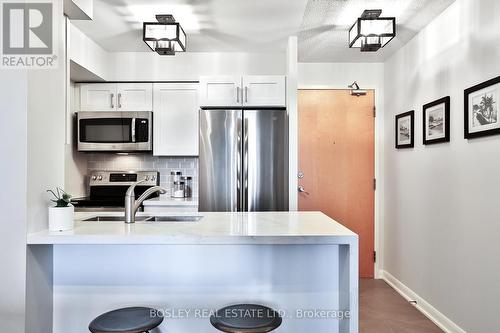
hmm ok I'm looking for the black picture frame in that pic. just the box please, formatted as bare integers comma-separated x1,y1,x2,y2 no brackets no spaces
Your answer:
395,111,414,149
423,96,450,145
464,76,500,139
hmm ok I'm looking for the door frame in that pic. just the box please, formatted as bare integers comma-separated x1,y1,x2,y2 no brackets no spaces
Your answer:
297,85,384,279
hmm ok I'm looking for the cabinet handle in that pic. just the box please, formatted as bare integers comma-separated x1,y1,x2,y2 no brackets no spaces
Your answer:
245,86,248,103
110,93,115,109
118,93,122,108
236,87,240,103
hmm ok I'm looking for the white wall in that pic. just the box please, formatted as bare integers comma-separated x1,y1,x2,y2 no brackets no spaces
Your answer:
287,37,298,211
110,52,286,81
0,0,65,330
0,71,27,332
68,23,286,82
297,62,385,277
383,0,500,331
69,22,111,80
27,11,66,234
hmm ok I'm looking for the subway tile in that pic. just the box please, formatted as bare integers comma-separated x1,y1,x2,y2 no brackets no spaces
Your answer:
83,155,199,197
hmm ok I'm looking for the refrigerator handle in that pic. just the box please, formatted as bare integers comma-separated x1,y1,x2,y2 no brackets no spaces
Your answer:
243,115,249,211
237,113,242,212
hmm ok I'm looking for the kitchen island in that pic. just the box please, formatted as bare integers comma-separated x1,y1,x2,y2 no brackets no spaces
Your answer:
27,212,358,333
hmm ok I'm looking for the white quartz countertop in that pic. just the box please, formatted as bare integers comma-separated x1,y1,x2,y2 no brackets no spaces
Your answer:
142,196,198,206
27,212,357,245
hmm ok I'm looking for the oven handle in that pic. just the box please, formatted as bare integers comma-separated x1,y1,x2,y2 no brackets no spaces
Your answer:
131,118,136,142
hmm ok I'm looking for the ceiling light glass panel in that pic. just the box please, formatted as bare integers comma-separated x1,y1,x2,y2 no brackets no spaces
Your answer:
349,10,396,52
143,15,186,55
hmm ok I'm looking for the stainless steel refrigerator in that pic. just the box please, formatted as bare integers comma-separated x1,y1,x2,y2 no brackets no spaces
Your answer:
199,108,288,212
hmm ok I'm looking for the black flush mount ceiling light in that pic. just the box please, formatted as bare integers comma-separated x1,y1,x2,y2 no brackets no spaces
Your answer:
143,14,186,55
349,9,396,52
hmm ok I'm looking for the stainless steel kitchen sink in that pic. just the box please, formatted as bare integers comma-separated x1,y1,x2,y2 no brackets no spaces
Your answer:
82,215,151,222
82,215,202,222
147,216,202,222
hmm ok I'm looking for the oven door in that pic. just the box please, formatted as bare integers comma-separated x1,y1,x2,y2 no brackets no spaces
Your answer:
77,111,152,152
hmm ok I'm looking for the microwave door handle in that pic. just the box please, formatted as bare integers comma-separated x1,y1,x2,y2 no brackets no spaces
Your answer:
131,118,136,142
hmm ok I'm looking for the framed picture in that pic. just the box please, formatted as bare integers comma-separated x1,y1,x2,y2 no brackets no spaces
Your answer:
464,76,500,139
423,96,450,145
395,111,414,149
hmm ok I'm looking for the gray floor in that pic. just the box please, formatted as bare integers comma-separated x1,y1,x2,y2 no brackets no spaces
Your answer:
360,279,443,333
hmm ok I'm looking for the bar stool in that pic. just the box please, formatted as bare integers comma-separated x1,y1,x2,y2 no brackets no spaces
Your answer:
88,307,163,333
210,304,282,333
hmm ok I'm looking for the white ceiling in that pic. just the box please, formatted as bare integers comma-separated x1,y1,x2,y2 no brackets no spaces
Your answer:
299,0,455,62
72,0,455,62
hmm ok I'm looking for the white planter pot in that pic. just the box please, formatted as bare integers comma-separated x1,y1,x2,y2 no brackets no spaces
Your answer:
48,205,74,231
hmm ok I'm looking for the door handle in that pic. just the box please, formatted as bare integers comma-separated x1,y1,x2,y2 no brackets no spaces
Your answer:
244,86,248,103
298,186,310,195
118,93,122,108
111,93,115,109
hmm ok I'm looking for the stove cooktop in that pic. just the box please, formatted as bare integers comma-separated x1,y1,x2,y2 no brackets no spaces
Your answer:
73,170,160,211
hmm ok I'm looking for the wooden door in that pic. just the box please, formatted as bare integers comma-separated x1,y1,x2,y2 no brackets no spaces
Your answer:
242,75,286,107
298,89,375,278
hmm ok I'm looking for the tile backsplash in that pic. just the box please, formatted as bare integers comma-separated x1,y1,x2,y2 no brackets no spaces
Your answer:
86,154,198,197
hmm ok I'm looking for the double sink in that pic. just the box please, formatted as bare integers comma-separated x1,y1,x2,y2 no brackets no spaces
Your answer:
82,215,202,222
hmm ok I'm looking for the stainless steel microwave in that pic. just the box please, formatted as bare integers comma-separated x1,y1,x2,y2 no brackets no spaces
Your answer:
77,111,153,152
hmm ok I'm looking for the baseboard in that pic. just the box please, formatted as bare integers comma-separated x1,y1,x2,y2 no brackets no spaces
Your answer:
380,270,466,333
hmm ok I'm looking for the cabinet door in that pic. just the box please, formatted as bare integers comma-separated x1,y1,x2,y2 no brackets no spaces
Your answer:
79,83,117,111
153,83,199,156
117,83,153,111
198,76,242,107
242,75,286,107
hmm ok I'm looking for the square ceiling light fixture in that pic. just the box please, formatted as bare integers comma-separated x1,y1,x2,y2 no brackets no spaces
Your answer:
143,14,186,55
349,9,396,52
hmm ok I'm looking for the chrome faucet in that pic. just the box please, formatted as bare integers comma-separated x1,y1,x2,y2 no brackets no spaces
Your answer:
125,180,167,223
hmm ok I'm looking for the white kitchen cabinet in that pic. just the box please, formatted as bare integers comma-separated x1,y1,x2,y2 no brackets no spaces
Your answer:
116,83,153,111
242,75,286,107
153,83,199,156
199,75,286,108
79,83,117,111
198,76,242,107
78,83,153,111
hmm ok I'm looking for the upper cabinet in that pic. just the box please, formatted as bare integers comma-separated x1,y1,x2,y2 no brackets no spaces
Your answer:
78,83,153,111
199,75,286,108
242,76,286,107
116,83,153,111
198,76,242,107
79,83,117,111
153,83,199,156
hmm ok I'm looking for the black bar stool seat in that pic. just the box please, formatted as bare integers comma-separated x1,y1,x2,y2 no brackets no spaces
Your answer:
210,304,282,333
89,307,163,333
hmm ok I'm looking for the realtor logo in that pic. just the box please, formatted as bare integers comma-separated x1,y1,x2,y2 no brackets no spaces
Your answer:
1,1,57,68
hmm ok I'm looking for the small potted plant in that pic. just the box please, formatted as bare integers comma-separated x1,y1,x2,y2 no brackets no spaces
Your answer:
47,187,74,231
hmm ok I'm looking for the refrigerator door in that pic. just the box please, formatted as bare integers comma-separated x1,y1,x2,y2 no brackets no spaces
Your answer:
244,109,288,211
199,109,242,212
